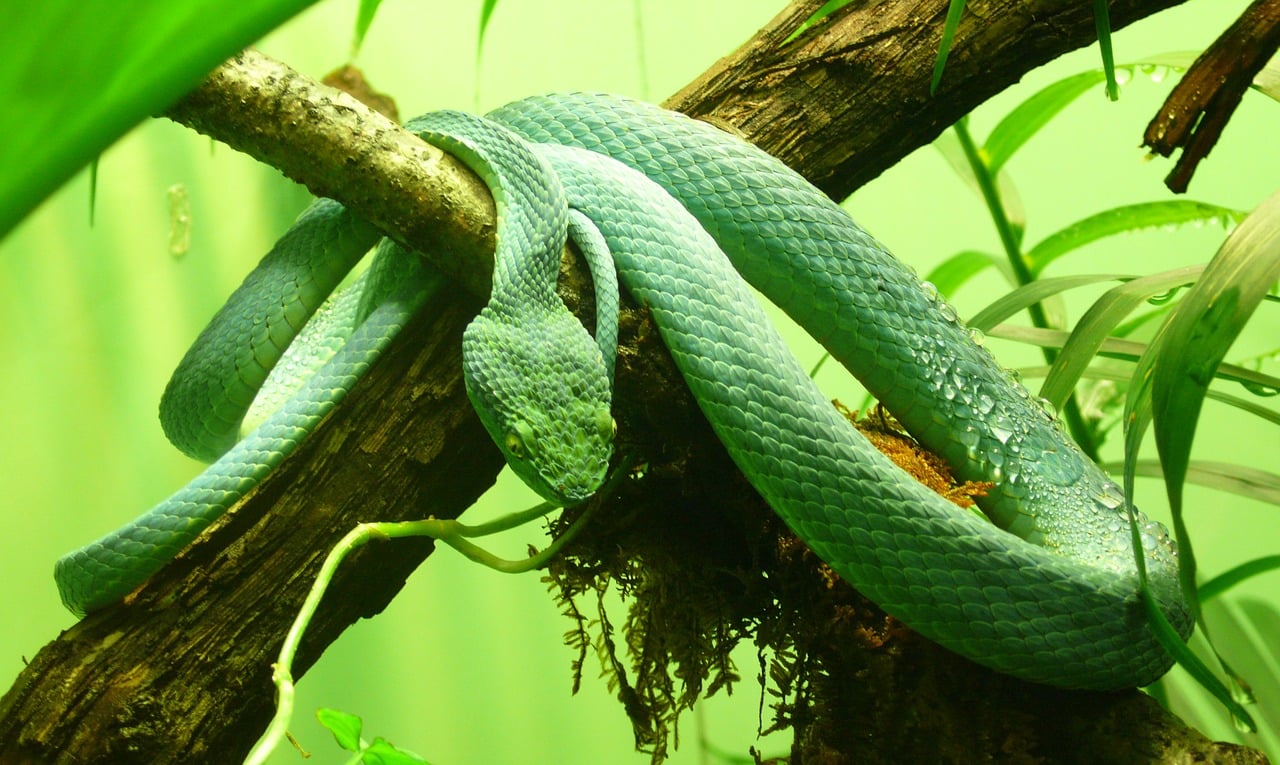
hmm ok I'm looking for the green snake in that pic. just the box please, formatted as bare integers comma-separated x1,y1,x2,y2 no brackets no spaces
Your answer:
55,92,1191,691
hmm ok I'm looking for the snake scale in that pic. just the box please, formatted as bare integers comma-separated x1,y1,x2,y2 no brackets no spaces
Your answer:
55,92,1191,691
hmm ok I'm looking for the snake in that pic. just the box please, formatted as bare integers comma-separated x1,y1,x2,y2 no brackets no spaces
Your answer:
55,92,1191,691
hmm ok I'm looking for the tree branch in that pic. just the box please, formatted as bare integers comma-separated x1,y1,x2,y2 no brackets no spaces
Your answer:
1142,0,1280,192
1,1,1265,763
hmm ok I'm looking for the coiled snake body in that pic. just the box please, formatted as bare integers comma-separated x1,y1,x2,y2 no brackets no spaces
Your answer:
56,93,1190,690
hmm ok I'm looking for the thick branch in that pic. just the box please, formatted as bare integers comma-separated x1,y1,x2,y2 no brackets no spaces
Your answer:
1142,0,1280,192
165,51,496,297
664,0,1194,198
1,1,1263,763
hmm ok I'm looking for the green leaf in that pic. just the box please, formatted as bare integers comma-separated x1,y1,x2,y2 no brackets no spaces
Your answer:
924,250,1010,298
1038,266,1203,410
478,0,500,54
1123,461,1280,508
983,70,1107,173
933,130,1027,241
966,273,1130,332
1252,57,1280,102
1023,366,1280,431
1119,192,1280,732
317,707,364,752
982,52,1272,172
1150,188,1280,592
1138,585,1252,726
363,737,432,765
0,0,320,241
1093,0,1118,100
784,0,854,44
930,0,966,95
87,156,99,228
1120,343,1256,729
352,0,384,59
988,324,1280,398
1199,555,1280,602
1025,201,1247,276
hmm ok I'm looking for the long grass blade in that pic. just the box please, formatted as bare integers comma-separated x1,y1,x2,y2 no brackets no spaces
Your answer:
351,0,384,59
966,273,1130,331
1200,556,1280,602
1120,460,1280,507
478,0,500,49
1152,190,1280,577
983,71,1107,173
930,0,967,95
1038,266,1203,409
1093,0,1118,100
1122,327,1256,729
784,0,855,44
989,324,1280,396
1017,365,1280,429
1026,201,1246,276
923,249,1008,297
1119,193,1280,730
87,156,99,228
983,51,1277,176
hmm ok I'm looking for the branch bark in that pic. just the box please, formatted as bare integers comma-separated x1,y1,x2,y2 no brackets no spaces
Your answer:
0,1,1266,763
1142,0,1280,192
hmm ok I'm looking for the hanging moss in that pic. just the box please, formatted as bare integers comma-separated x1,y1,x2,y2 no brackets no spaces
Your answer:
540,309,989,763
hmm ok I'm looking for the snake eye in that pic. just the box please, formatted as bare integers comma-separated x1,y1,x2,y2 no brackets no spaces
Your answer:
594,408,617,440
504,421,537,460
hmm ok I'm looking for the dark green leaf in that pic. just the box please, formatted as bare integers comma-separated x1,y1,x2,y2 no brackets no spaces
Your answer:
478,0,500,54
930,0,966,95
784,0,854,44
352,0,385,59
0,0,320,241
1093,0,1118,100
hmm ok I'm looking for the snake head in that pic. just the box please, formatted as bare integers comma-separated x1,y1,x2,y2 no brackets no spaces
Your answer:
462,305,615,504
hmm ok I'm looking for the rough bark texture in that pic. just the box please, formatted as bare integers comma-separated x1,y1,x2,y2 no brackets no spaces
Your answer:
1143,0,1280,192
663,0,1194,198
0,1,1268,763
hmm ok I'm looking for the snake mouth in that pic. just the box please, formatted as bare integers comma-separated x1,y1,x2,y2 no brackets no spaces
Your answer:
544,455,611,507
554,469,607,506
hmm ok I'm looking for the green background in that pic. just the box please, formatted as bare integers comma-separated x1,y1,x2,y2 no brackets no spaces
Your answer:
1,1,1276,762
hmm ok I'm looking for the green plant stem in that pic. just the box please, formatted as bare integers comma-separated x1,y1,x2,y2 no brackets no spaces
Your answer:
952,117,1101,462
244,461,629,764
